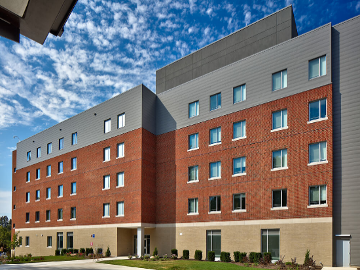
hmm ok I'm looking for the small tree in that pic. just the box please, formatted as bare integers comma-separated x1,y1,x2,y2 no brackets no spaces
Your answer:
153,247,158,256
106,246,111,257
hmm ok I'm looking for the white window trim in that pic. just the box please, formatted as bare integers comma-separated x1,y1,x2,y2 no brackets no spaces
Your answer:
232,136,246,142
57,195,63,198
46,198,51,200
115,215,124,217
187,212,199,216
35,199,40,202
102,216,110,218
209,142,221,147
46,175,51,178
102,188,110,191
70,193,77,196
232,209,246,213
208,211,221,214
232,173,246,177
70,218,76,221
57,219,63,221
46,220,50,222
187,180,199,184
26,201,30,204
307,204,328,208
35,221,40,223
271,126,288,132
272,69,287,91
35,177,40,181
307,117,328,124
308,160,329,166
208,177,221,181
187,147,199,152
71,168,77,171
116,185,124,188
25,221,30,224
116,156,124,159
271,206,289,211
58,172,63,175
271,167,288,172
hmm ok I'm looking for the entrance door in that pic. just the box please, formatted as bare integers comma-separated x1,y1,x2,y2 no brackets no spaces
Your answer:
336,239,350,266
206,230,221,260
144,235,150,255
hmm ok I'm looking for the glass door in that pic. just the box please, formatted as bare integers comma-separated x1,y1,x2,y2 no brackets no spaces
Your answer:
261,229,280,261
144,235,150,255
206,230,221,260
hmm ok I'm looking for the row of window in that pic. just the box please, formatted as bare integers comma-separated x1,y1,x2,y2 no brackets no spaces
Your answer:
22,182,76,204
103,142,124,161
188,56,326,118
104,113,125,133
19,232,73,249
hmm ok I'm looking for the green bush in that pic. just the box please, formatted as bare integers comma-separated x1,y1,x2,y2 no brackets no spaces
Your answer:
183,250,189,259
234,251,240,262
239,252,247,263
194,250,202,260
80,248,85,253
85,248,93,256
55,249,60,256
73,249,79,254
208,251,215,261
97,248,103,255
60,249,68,256
153,247,158,256
263,252,272,263
220,252,231,262
68,248,74,253
249,252,262,263
304,249,310,265
171,249,178,256
286,262,292,265
105,246,111,257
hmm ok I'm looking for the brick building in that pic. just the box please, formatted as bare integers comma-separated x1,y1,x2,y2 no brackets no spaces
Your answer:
11,6,360,267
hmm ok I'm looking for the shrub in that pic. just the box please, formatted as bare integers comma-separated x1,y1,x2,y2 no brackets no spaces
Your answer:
68,248,74,254
220,252,231,262
239,252,247,263
234,251,240,262
195,250,202,260
171,249,178,256
55,249,60,256
61,249,68,256
208,251,215,261
73,249,79,254
97,248,103,255
263,252,272,264
85,248,93,256
163,254,168,259
128,254,132,259
144,255,150,260
286,262,292,265
153,247,158,256
249,252,262,263
155,255,160,260
80,248,85,253
171,254,177,260
183,250,189,260
105,246,111,257
304,249,310,265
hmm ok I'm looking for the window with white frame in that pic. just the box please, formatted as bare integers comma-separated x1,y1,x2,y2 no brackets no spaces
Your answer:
272,109,287,130
71,182,76,194
46,165,51,177
209,196,221,212
272,189,287,208
104,119,111,133
58,161,63,173
261,229,280,260
58,208,63,220
46,187,51,199
233,84,246,104
233,120,246,139
71,157,77,170
104,147,110,161
188,165,199,182
58,185,63,197
103,175,110,189
35,190,40,200
272,149,287,169
27,151,31,161
118,113,125,128
309,99,326,121
188,133,199,150
188,198,198,214
71,207,76,219
309,185,327,205
233,193,246,211
37,147,41,158
26,171,30,182
25,236,30,247
117,143,124,158
26,192,30,202
59,138,64,150
47,236,52,247
36,168,40,179
210,127,221,145
233,157,246,175
103,203,110,217
210,161,221,179
309,142,327,163
72,132,78,145
309,56,326,79
272,69,287,91
47,143,52,154
35,211,40,222
46,210,50,221
25,213,29,222
117,172,124,187
117,201,124,216
210,93,221,111
189,101,199,118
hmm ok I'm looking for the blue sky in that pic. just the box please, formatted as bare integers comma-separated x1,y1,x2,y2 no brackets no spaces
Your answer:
0,0,359,218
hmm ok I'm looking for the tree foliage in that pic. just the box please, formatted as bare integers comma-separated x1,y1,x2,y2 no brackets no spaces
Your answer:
0,216,12,251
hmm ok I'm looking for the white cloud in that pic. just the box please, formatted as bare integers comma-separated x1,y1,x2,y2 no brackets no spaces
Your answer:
243,4,252,26
7,146,16,151
0,190,12,218
356,1,360,11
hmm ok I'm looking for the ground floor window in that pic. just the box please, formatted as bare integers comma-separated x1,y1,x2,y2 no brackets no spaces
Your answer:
206,230,221,260
25,236,30,247
57,232,63,249
261,229,279,260
67,232,73,249
47,236,52,247
134,235,137,255
144,235,150,255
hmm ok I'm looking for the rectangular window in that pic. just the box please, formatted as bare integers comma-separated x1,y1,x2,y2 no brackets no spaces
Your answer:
210,127,221,145
117,143,124,158
117,201,124,216
36,168,40,179
19,236,22,246
209,161,221,179
210,93,221,111
261,229,280,260
71,182,76,194
25,212,29,222
35,190,40,200
46,210,50,221
47,143,52,154
103,175,110,189
117,172,124,187
188,133,199,150
272,189,287,208
58,161,63,173
58,185,63,197
25,236,30,247
209,196,221,212
272,149,287,169
118,113,125,128
104,119,111,133
233,193,246,211
27,151,31,161
309,142,327,163
47,236,52,247
309,185,327,205
188,166,199,182
71,207,76,219
206,230,221,260
59,138,64,150
272,109,287,130
67,232,73,249
26,192,30,202
233,84,246,104
71,132,78,145
104,147,110,161
26,171,30,182
188,198,198,214
272,69,287,91
46,165,51,177
35,211,40,222
37,147,41,158
309,56,326,79
103,203,110,217
58,209,63,220
233,157,246,175
233,121,246,139
46,187,51,199
57,233,63,249
71,157,77,170
309,99,326,121
189,101,199,118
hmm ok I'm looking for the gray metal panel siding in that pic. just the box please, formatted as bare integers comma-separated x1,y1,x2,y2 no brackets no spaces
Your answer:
156,24,332,135
333,16,360,266
17,85,143,170
142,85,157,135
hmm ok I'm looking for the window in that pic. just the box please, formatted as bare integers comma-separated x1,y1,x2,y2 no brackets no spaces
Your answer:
71,207,76,219
103,203,110,217
117,201,124,216
46,187,51,199
206,230,221,260
47,143,52,154
46,165,51,177
117,143,124,158
188,198,198,214
26,171,30,182
47,236,52,247
103,175,110,189
118,113,125,128
309,185,327,205
272,109,287,130
233,121,246,139
58,185,63,197
210,127,221,145
309,142,327,163
35,190,40,200
309,99,326,121
210,93,221,111
26,192,30,203
36,168,40,179
35,211,40,222
104,119,111,133
71,157,77,170
57,232,63,249
14,186,16,191
58,209,63,220
209,196,221,212
261,229,280,260
233,157,246,175
188,133,199,150
233,193,246,211
188,166,199,182
59,138,64,150
272,69,287,91
19,236,22,246
25,212,30,223
104,147,110,161
71,132,78,145
25,236,30,247
67,232,73,249
58,161,63,173
71,182,77,195
13,205,16,210
189,101,199,118
209,161,221,179
46,210,50,221
272,189,287,208
272,149,287,169
117,172,124,187
27,151,31,161
37,147,41,158
233,84,246,104
309,56,326,79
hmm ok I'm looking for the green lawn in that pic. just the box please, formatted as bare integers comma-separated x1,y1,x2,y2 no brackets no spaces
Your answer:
102,259,261,270
6,255,88,264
